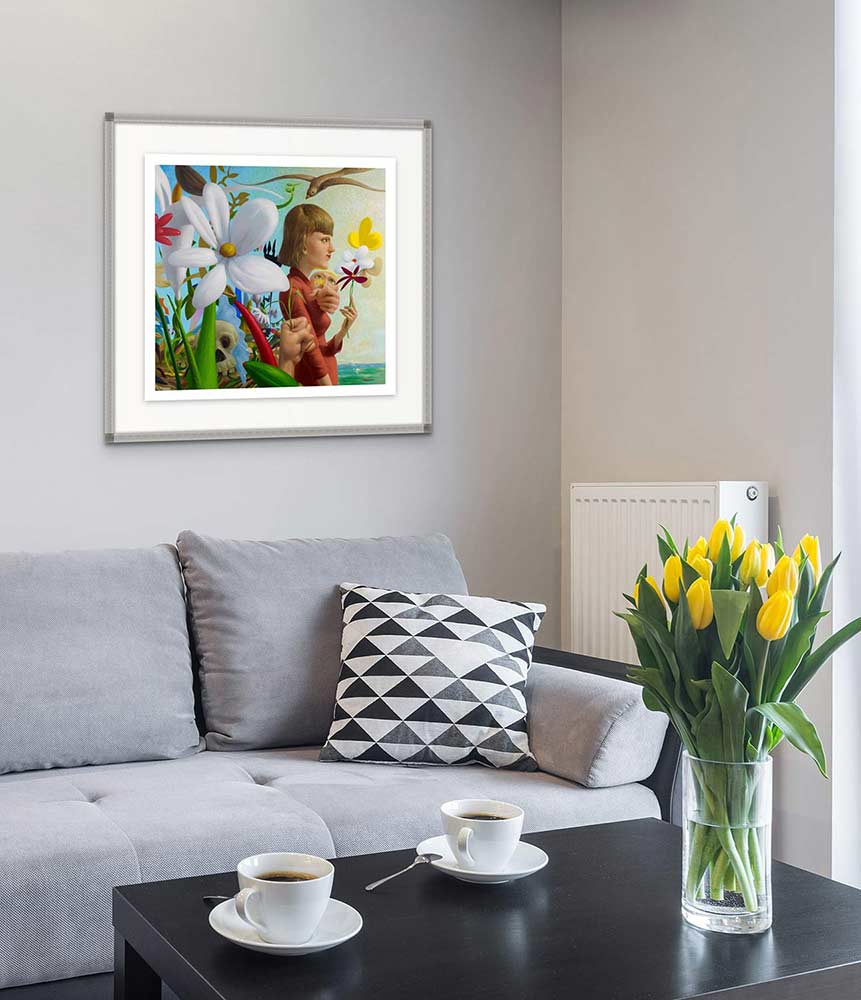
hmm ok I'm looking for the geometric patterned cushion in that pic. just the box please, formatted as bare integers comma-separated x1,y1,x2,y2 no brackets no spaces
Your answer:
319,584,545,770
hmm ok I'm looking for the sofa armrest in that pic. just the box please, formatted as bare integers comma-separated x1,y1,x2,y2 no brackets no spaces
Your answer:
526,658,669,789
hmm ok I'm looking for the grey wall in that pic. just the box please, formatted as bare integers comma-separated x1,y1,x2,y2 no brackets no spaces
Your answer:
562,0,835,875
0,0,562,643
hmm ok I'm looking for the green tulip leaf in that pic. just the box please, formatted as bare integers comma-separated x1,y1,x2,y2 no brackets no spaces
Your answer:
748,701,828,777
712,661,748,762
712,590,750,659
765,613,827,702
782,615,861,702
713,534,732,590
657,536,673,566
636,575,668,628
797,557,814,613
809,554,840,616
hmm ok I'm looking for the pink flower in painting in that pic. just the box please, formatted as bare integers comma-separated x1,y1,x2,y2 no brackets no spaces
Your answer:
155,212,181,246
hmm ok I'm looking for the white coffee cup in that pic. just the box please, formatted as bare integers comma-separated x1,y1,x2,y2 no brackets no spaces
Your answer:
440,799,524,871
234,852,333,944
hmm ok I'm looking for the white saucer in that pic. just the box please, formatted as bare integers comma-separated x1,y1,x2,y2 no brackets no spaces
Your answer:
416,835,548,884
209,896,362,956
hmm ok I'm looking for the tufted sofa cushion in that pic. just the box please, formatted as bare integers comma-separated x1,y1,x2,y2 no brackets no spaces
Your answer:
0,749,659,988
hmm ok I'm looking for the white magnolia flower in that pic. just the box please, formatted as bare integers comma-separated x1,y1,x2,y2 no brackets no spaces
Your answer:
168,183,289,309
340,245,374,273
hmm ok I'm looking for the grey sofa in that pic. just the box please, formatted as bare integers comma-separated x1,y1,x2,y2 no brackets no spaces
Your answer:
0,533,673,995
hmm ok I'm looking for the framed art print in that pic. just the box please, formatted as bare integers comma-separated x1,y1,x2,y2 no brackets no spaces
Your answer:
104,114,431,442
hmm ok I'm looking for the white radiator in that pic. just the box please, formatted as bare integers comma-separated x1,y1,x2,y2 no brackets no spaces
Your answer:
569,482,768,662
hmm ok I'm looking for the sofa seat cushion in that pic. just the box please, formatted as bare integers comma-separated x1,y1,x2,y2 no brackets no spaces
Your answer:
0,544,201,775
0,756,334,988
0,749,659,988
177,532,468,751
243,748,660,857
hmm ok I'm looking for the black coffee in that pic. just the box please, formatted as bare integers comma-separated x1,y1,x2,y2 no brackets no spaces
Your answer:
258,871,318,882
459,813,506,821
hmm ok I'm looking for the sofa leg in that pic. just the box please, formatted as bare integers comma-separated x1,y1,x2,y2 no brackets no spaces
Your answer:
113,932,161,1000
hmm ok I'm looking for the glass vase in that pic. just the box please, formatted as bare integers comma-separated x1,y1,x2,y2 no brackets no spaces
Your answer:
681,752,772,934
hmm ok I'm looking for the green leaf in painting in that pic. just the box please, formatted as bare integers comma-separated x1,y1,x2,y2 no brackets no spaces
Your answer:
195,301,219,389
244,360,301,388
209,165,218,182
712,590,750,659
748,702,828,777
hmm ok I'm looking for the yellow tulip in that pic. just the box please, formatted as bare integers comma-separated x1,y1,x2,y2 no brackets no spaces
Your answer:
792,534,821,583
663,554,683,603
688,553,713,581
688,537,708,560
767,554,799,597
756,543,775,587
708,519,734,562
739,541,762,586
634,575,665,609
686,577,714,630
756,588,794,641
731,524,746,561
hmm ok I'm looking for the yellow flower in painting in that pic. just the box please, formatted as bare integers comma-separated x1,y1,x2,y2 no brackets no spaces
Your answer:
634,576,665,610
792,534,821,583
686,578,714,630
708,519,734,562
688,537,708,560
767,554,799,597
155,263,171,289
756,543,775,587
688,554,713,581
348,216,383,251
731,524,746,561
757,589,794,641
663,555,683,603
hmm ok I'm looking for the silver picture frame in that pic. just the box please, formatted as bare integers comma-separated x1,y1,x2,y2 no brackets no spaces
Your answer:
104,113,432,443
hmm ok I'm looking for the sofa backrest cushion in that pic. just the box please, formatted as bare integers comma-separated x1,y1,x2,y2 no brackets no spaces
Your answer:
176,531,468,751
0,545,202,775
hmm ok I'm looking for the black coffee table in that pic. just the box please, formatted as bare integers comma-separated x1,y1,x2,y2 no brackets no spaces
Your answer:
112,819,861,1000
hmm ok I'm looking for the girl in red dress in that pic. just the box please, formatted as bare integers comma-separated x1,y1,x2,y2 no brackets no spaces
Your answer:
276,204,357,386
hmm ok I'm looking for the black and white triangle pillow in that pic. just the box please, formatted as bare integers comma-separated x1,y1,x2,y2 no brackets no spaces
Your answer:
320,585,545,770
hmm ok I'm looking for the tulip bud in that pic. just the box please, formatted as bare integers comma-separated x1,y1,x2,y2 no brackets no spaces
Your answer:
686,577,714,630
792,534,821,583
663,554,683,603
708,519,734,562
756,543,775,587
688,553,713,581
634,575,664,609
689,537,708,560
739,541,762,586
767,554,799,597
731,524,746,561
756,588,794,641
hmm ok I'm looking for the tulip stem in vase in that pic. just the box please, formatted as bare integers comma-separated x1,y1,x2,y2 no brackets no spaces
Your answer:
619,521,861,933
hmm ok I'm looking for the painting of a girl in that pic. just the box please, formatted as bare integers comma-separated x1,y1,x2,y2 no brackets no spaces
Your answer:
276,204,357,386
